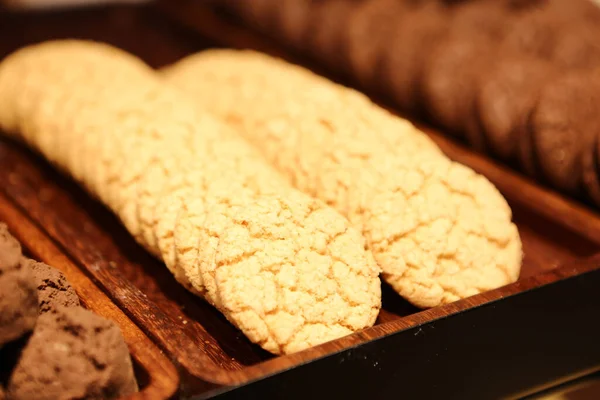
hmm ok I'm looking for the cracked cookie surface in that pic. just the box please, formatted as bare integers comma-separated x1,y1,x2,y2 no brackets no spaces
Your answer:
0,40,381,354
163,49,522,308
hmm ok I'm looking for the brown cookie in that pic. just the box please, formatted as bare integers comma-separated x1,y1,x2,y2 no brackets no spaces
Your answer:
305,0,355,71
549,24,600,70
449,0,510,40
272,0,314,50
224,0,275,32
378,1,450,115
499,7,560,59
582,131,600,206
421,31,495,139
23,258,81,314
342,0,407,88
8,306,138,400
530,71,600,194
476,54,557,162
0,224,38,348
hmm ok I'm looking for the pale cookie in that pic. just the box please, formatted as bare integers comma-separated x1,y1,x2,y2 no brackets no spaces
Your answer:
0,40,382,354
163,49,523,308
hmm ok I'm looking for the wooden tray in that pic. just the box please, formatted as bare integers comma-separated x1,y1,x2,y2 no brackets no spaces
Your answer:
1,3,600,399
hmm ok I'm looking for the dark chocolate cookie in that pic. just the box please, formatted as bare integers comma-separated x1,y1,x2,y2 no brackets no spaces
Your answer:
342,0,406,88
8,306,138,400
272,0,314,51
23,259,81,314
475,54,557,161
449,0,510,40
0,224,38,348
378,1,450,115
549,24,600,70
530,71,600,194
500,7,559,59
224,0,275,32
582,130,600,206
421,32,494,138
306,0,355,71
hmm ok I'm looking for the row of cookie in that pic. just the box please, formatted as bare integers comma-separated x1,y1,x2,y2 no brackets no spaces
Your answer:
220,0,600,204
163,49,522,310
0,40,522,354
0,223,137,400
0,40,382,355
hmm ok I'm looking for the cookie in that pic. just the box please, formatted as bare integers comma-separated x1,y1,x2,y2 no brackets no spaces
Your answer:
305,0,354,71
23,259,81,314
449,0,510,40
582,131,600,207
549,24,600,70
341,0,406,88
0,224,38,348
377,1,450,115
0,40,382,355
272,0,313,50
7,306,138,400
530,71,600,194
164,50,523,309
499,7,559,59
421,31,494,139
475,54,557,161
223,0,275,31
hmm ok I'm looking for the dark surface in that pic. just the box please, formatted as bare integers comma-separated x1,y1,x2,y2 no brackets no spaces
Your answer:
1,2,600,399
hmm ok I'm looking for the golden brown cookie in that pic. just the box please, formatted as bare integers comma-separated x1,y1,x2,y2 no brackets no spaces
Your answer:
164,49,523,309
0,40,382,355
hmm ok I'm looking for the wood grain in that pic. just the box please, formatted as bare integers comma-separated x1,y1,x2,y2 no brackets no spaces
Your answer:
1,2,600,398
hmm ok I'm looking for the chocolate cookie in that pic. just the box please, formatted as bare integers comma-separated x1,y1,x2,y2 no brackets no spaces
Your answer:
0,224,38,348
7,306,138,400
582,131,600,206
421,31,494,139
272,0,313,50
476,54,557,161
500,7,559,59
342,0,406,88
306,0,354,71
224,0,275,32
378,1,450,115
549,24,600,70
23,258,81,314
530,71,600,194
449,0,510,40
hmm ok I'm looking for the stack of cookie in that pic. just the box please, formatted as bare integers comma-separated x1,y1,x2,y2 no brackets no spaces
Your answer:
219,0,600,206
0,223,138,400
